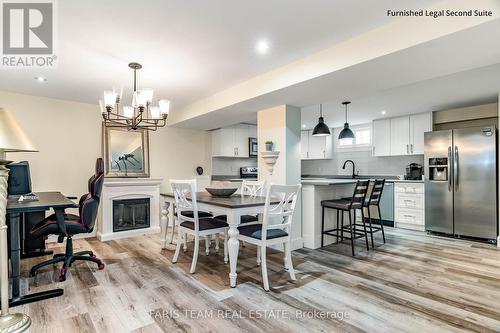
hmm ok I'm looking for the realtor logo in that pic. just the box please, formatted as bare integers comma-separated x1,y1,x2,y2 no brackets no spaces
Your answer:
1,0,57,68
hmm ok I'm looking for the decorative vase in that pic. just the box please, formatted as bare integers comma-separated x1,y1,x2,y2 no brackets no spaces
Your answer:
265,143,273,151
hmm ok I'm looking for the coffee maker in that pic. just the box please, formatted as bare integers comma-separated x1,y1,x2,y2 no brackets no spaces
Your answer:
405,163,423,180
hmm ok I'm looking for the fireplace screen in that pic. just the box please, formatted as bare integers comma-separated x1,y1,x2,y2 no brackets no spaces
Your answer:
113,198,150,232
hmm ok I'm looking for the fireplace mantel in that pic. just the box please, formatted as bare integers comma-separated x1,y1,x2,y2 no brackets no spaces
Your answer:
97,177,163,241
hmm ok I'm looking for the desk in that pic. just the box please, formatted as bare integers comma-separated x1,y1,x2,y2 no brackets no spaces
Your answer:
162,192,279,288
6,191,77,307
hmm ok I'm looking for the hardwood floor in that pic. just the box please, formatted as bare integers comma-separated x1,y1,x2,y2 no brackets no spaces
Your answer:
16,228,500,332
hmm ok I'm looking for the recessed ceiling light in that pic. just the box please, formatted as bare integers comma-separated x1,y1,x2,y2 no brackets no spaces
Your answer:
302,124,306,128
255,39,270,54
381,110,387,115
35,76,47,82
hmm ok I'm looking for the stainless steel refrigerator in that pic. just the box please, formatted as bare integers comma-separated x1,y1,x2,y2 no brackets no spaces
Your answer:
424,126,497,241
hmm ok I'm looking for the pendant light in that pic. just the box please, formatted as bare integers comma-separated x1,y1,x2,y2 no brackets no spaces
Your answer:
338,101,355,143
312,104,331,136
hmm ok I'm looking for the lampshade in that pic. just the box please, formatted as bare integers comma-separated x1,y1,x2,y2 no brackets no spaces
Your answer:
0,108,38,153
103,90,117,107
312,118,331,136
312,104,331,136
159,99,170,114
338,123,355,140
140,88,154,104
338,101,355,142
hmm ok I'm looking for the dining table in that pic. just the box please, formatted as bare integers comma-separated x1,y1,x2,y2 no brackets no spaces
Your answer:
161,192,280,287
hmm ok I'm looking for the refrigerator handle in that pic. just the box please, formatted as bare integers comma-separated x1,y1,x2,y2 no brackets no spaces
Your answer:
454,146,459,192
448,146,452,192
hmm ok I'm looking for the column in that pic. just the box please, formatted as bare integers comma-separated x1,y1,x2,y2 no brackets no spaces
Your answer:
257,105,302,250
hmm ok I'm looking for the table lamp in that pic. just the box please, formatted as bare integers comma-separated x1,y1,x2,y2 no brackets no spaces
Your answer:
0,108,37,332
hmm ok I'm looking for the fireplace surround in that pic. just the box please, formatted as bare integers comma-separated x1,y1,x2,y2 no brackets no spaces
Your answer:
98,177,162,241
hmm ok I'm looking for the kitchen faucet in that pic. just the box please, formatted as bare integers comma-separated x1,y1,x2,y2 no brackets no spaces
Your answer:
342,160,357,179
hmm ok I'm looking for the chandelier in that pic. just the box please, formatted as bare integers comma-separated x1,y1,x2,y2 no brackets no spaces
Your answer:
99,62,170,131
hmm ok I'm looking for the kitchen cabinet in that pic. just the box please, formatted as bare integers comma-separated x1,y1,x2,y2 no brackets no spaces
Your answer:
301,130,332,160
394,182,425,231
372,112,431,156
410,112,432,154
211,124,256,158
390,116,411,155
372,119,391,156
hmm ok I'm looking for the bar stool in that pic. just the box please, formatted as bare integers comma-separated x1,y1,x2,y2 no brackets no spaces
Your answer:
320,180,370,256
356,179,386,247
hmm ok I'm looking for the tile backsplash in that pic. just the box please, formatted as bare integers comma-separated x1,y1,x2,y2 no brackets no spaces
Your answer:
212,157,257,176
301,150,424,177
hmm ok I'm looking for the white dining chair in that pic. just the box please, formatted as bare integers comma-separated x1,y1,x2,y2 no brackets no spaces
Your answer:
170,180,228,273
237,183,301,291
212,180,266,251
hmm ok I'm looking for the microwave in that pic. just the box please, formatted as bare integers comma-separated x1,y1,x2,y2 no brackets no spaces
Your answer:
249,138,258,157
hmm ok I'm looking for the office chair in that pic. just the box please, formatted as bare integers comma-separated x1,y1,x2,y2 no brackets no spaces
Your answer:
29,158,105,281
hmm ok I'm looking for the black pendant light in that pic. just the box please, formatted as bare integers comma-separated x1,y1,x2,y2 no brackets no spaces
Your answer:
338,101,355,141
312,104,331,136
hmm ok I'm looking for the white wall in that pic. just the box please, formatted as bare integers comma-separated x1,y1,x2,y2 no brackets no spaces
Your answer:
2,90,212,197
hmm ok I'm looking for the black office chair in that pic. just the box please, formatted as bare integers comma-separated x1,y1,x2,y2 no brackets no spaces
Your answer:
29,158,105,281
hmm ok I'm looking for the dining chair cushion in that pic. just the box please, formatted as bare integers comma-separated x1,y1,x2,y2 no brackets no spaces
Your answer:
321,199,362,210
175,210,213,218
214,214,259,224
238,224,288,240
180,218,228,231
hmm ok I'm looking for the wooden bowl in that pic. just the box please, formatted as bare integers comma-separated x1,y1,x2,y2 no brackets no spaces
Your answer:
205,187,238,197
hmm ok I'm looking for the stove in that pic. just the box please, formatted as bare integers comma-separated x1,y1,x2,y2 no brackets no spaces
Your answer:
240,167,258,179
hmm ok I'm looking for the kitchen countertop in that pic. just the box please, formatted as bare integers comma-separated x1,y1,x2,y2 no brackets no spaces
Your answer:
301,176,424,185
211,175,258,181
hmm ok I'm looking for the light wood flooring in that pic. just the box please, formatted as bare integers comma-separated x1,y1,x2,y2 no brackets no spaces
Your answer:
15,227,500,332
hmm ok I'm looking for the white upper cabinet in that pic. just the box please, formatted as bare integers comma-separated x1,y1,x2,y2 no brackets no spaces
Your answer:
233,124,250,157
301,130,332,160
372,112,432,156
390,116,411,155
410,112,432,154
211,127,235,157
211,124,256,158
372,119,391,156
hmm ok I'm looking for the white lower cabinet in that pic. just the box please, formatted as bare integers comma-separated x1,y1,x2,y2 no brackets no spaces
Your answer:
394,182,425,231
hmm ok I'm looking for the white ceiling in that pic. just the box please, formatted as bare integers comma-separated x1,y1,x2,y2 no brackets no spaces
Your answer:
176,19,500,130
0,0,440,110
301,63,500,130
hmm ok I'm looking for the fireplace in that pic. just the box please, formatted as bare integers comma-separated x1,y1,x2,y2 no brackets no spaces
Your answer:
113,198,150,232
97,178,163,241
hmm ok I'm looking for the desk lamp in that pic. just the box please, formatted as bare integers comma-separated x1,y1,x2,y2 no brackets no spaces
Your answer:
0,108,37,333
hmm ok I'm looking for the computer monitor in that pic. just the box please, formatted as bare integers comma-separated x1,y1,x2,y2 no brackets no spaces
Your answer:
6,161,32,195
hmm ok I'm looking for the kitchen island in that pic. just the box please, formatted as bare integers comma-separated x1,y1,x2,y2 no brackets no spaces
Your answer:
302,179,358,249
302,176,424,249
